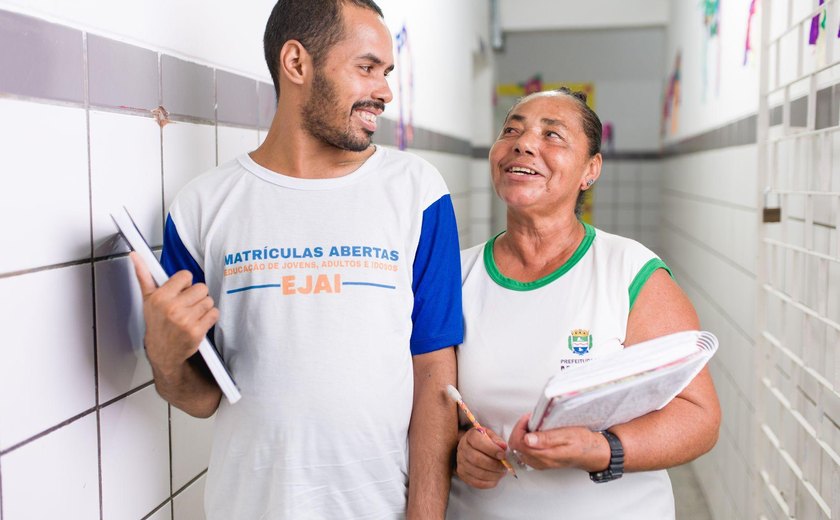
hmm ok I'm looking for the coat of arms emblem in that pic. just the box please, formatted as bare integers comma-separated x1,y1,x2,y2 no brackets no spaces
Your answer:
568,328,593,356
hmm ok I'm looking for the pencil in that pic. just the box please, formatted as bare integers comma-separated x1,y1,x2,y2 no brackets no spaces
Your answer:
446,385,518,479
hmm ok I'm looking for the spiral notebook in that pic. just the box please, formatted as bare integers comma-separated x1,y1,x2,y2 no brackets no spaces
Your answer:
528,330,717,432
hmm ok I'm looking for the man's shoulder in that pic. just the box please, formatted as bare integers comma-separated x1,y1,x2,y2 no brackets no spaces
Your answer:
376,146,439,176
172,157,247,203
374,147,449,203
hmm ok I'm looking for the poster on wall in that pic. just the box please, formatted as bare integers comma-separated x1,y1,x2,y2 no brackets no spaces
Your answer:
494,77,597,224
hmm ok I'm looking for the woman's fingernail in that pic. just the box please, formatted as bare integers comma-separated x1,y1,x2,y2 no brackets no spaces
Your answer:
525,434,538,447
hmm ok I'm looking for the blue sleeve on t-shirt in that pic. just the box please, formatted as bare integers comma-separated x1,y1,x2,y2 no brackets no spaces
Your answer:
410,194,464,355
160,214,205,283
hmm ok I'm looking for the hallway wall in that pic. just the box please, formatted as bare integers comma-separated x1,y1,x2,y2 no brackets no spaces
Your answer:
662,1,840,519
0,2,489,518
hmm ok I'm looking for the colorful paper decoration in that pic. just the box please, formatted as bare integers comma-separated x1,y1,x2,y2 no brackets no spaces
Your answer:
394,24,414,150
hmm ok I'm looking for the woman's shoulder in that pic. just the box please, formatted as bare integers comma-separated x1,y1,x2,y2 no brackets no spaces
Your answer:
591,226,658,260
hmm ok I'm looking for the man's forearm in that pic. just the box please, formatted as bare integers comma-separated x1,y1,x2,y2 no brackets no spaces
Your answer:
150,353,222,418
407,347,457,520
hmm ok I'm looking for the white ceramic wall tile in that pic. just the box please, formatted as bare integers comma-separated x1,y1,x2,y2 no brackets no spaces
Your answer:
450,192,470,236
89,110,163,255
217,125,258,166
0,414,99,520
173,474,206,520
469,191,492,221
95,256,153,403
171,407,214,491
0,265,95,450
163,122,217,213
0,99,90,273
100,385,170,520
469,159,491,190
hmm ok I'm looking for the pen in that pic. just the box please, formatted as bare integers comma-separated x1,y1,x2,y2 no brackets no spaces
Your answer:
446,385,518,479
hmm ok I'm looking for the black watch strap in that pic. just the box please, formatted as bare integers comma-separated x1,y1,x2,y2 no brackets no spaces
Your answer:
589,430,624,483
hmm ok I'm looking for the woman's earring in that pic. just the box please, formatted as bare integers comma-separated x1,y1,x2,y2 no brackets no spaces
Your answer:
586,179,595,187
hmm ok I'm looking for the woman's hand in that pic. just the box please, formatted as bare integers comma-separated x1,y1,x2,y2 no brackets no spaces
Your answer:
507,414,610,472
455,426,511,489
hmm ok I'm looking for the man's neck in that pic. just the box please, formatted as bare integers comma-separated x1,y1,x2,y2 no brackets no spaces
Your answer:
249,120,375,180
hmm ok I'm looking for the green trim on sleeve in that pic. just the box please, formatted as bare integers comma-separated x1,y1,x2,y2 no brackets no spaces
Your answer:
483,222,596,291
628,258,673,309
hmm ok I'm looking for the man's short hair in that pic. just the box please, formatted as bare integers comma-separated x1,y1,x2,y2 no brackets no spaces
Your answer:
263,0,384,98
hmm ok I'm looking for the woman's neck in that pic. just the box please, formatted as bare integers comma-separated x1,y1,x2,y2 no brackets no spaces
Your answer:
494,212,586,282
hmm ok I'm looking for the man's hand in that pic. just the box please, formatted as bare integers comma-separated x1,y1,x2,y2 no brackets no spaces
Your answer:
129,252,222,417
130,252,219,375
454,426,509,489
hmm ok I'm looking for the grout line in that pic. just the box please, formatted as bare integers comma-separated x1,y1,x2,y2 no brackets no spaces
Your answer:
0,407,98,456
661,188,756,212
82,29,106,520
167,404,174,517
98,381,155,410
172,468,208,497
0,258,93,280
663,251,755,346
140,498,172,520
662,220,756,280
215,68,219,167
0,248,164,280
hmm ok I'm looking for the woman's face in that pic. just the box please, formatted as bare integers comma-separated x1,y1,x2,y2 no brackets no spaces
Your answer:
489,95,596,216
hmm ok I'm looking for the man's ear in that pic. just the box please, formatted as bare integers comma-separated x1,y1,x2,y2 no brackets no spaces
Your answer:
279,40,310,86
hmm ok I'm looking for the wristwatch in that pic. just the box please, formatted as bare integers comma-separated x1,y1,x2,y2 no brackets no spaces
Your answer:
589,430,624,483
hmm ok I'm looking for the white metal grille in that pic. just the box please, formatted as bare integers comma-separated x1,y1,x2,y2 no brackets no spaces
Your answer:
757,0,840,518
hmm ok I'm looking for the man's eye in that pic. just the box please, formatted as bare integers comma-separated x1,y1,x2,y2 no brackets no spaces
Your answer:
546,131,563,140
360,66,372,73
503,127,518,134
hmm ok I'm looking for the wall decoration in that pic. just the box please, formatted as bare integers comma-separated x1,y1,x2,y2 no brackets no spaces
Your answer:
702,0,722,100
743,0,759,66
394,24,414,150
496,80,596,109
662,51,682,137
808,0,826,45
808,0,828,66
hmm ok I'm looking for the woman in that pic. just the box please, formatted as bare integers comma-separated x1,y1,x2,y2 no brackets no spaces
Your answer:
448,89,720,519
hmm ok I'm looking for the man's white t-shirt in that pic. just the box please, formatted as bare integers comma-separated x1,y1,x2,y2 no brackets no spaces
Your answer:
161,147,463,519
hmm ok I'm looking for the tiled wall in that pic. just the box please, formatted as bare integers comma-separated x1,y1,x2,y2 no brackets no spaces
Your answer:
592,159,662,253
0,7,484,520
660,143,759,520
0,8,274,519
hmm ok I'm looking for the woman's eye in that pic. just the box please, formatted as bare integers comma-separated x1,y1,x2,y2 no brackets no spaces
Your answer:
547,131,562,139
503,127,518,134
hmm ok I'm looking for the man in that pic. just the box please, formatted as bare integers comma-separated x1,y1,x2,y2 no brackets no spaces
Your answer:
130,0,462,518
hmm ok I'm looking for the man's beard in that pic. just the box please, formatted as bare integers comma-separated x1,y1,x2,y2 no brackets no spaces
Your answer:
301,68,382,152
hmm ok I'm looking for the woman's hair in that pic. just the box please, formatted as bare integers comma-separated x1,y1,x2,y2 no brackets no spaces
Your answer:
505,88,602,217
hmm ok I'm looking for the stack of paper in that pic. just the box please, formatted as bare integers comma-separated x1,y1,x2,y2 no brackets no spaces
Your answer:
528,330,717,432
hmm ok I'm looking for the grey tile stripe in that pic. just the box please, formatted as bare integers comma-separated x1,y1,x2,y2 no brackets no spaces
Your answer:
258,82,276,129
87,34,158,110
0,10,84,103
217,70,257,127
161,55,214,121
4,9,837,158
664,85,836,156
373,118,473,156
